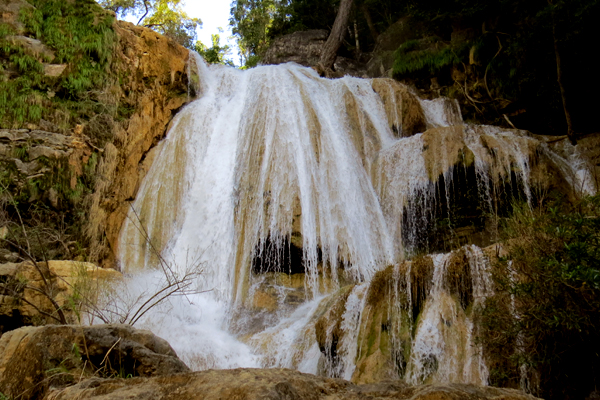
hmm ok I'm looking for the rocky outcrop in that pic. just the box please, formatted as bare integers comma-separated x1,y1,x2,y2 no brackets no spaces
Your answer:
0,324,189,400
95,21,194,265
371,79,426,137
0,128,94,216
0,261,121,332
46,368,539,400
262,30,329,67
0,0,196,268
0,0,33,34
262,29,367,77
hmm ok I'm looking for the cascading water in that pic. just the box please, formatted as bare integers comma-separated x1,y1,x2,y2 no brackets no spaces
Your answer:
114,57,594,381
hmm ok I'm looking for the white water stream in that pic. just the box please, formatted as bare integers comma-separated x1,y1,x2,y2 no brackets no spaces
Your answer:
112,57,593,382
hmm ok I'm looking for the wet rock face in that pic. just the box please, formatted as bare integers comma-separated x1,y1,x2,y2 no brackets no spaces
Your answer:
371,79,426,137
308,245,497,386
0,324,189,400
100,21,193,263
46,368,540,400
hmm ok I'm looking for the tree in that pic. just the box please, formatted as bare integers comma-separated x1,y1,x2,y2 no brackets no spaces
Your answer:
98,0,201,49
318,0,353,71
230,0,282,67
195,30,235,66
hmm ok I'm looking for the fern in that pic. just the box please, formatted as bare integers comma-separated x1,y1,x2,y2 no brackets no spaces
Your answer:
0,1,117,128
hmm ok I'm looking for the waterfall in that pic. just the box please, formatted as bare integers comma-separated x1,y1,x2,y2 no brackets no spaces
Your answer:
114,59,593,380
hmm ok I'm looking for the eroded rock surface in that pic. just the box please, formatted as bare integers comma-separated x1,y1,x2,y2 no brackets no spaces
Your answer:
262,30,367,77
262,30,328,67
46,368,539,400
0,324,189,400
0,261,121,333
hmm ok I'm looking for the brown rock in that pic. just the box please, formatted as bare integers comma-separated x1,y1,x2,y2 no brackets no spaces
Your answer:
0,0,33,34
262,30,329,67
0,324,189,400
44,64,67,77
6,35,55,60
0,260,121,331
98,21,192,263
45,368,540,400
372,78,426,137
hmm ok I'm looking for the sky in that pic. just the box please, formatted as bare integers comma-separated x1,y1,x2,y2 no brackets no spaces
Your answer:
183,0,240,64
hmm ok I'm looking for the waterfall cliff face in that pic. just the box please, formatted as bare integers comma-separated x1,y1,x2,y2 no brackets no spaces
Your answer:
116,58,594,381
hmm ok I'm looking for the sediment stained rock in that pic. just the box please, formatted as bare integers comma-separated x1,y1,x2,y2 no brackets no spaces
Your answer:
45,368,540,400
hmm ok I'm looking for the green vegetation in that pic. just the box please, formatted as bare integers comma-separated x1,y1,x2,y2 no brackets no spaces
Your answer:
99,0,200,48
0,153,98,261
231,0,599,136
392,38,475,76
0,0,116,129
195,30,234,66
479,195,600,399
0,0,122,264
230,0,281,67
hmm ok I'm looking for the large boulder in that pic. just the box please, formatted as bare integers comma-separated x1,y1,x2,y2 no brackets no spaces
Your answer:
0,324,189,400
46,368,539,400
262,30,367,77
262,30,329,67
0,260,121,333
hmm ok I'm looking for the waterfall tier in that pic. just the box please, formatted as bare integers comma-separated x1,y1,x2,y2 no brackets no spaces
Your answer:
115,58,593,383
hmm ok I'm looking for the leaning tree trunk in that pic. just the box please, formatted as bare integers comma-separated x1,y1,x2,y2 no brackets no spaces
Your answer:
549,0,576,144
361,4,378,42
319,0,354,71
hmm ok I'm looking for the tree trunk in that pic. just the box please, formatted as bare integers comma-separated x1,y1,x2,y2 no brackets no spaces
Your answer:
353,19,360,57
361,4,378,42
549,0,576,144
319,0,354,71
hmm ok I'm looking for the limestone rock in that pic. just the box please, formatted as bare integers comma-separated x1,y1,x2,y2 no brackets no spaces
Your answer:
0,0,33,34
6,35,55,60
0,324,189,400
371,79,426,137
44,64,68,77
262,30,328,67
262,30,367,77
0,260,121,332
100,21,192,264
45,368,540,400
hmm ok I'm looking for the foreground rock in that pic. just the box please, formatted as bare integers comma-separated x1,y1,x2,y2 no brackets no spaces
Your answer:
0,324,189,400
0,261,121,333
47,368,539,400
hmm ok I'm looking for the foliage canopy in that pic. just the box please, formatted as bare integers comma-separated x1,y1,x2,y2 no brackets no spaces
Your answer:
99,0,201,48
195,30,234,66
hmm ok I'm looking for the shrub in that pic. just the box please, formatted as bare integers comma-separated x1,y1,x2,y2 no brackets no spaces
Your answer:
479,195,600,400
